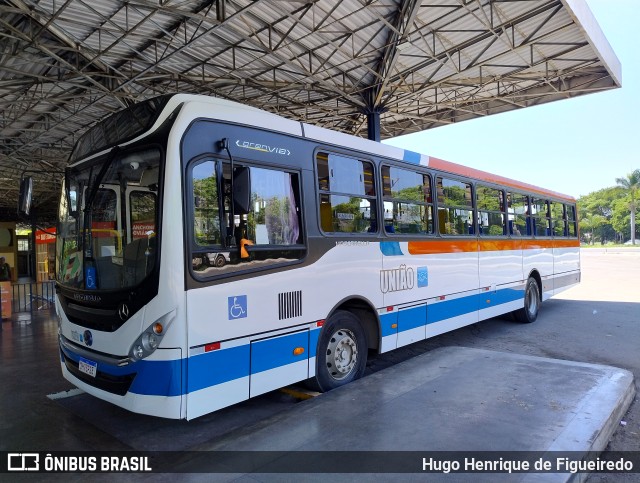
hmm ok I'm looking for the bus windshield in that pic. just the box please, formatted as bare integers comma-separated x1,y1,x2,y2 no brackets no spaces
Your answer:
56,147,161,291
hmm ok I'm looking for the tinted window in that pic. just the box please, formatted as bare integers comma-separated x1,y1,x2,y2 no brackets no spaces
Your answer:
318,152,377,233
382,166,433,234
550,202,565,236
477,186,505,236
190,160,304,278
507,193,529,237
192,160,221,247
437,177,473,236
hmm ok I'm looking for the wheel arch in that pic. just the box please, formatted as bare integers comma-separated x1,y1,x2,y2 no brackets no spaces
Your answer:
527,269,542,295
326,296,380,355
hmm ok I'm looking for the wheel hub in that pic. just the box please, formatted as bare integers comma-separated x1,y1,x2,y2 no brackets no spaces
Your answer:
327,329,358,380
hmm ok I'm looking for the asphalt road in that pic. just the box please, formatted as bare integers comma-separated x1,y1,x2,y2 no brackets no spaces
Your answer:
5,250,636,482
366,250,640,482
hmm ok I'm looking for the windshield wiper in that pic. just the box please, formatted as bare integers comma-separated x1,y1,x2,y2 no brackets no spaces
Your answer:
81,146,120,288
84,146,120,214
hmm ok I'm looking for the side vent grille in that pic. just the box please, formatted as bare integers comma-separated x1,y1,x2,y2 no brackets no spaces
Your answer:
278,291,302,320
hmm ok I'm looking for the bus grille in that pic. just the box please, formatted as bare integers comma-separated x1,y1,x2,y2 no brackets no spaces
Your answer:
278,290,302,320
62,351,136,396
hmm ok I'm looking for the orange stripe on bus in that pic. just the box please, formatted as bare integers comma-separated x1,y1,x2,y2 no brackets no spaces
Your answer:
428,157,576,203
407,239,579,255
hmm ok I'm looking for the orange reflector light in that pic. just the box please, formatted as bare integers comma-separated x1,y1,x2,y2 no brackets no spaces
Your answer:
153,323,163,334
317,320,325,327
293,347,305,356
205,342,220,352
391,323,398,329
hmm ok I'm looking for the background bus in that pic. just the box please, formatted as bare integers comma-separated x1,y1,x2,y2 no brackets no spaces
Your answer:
49,94,579,419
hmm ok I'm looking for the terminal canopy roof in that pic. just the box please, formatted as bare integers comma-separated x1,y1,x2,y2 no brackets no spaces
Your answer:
0,0,621,221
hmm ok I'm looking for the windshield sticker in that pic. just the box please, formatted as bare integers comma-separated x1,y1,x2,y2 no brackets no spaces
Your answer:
85,266,97,289
63,253,82,282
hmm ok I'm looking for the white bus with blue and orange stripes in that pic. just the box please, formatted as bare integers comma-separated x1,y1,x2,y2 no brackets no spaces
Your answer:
51,94,579,419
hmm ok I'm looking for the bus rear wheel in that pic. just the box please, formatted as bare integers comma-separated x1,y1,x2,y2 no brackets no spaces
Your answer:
512,277,540,323
312,310,367,392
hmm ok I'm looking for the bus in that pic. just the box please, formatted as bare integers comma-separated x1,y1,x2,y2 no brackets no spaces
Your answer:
46,94,579,420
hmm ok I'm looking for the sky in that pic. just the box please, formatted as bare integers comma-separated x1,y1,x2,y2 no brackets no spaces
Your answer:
384,0,639,199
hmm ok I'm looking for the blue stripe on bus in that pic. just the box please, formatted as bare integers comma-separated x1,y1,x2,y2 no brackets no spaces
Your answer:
380,241,404,256
250,331,309,374
187,345,250,393
62,289,526,397
403,150,421,164
427,294,479,324
381,287,524,335
309,327,321,357
130,359,183,396
482,287,524,308
398,304,426,331
60,344,184,396
379,312,397,337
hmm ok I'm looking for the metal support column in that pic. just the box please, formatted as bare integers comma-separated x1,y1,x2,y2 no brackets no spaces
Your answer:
366,109,381,142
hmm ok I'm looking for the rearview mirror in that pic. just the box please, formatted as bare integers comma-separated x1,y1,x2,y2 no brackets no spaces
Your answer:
18,176,33,217
233,166,251,215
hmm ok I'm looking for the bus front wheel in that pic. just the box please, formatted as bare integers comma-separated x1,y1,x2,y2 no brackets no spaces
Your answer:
312,310,368,392
512,277,540,323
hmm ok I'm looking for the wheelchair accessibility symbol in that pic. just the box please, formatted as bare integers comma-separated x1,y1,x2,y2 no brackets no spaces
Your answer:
228,295,248,319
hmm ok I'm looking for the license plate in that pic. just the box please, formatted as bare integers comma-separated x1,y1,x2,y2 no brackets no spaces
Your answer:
78,357,98,378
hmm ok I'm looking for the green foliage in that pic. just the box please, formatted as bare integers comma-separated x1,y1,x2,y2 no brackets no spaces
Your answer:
615,169,640,245
578,171,640,244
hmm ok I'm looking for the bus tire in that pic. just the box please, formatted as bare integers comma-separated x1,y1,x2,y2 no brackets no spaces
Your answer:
214,254,226,267
512,277,540,323
311,310,368,392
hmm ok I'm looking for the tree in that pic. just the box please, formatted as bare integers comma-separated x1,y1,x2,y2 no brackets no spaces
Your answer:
580,213,607,245
615,169,640,245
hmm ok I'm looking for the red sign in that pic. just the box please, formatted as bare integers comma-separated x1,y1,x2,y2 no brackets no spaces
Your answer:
132,222,155,239
35,228,56,245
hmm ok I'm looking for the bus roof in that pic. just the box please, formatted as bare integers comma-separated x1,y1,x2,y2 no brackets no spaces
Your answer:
156,94,576,203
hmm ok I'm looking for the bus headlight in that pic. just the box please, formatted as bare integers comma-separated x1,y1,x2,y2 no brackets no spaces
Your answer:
129,321,166,361
142,332,159,351
133,345,144,360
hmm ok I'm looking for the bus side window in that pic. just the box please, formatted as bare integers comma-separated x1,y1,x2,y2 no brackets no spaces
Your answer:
566,204,578,237
190,159,222,273
477,185,505,236
550,201,566,237
436,177,473,236
317,152,377,234
381,165,433,235
189,159,305,278
245,167,302,247
531,198,550,237
507,192,528,237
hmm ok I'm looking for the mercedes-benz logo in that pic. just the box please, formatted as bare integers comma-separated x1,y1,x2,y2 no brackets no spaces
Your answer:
83,330,93,347
118,303,130,321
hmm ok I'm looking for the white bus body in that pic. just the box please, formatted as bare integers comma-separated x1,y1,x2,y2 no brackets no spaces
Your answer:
55,95,580,419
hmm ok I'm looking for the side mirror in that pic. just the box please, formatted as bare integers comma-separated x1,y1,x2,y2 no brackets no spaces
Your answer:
233,166,251,215
65,168,79,218
18,176,33,217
